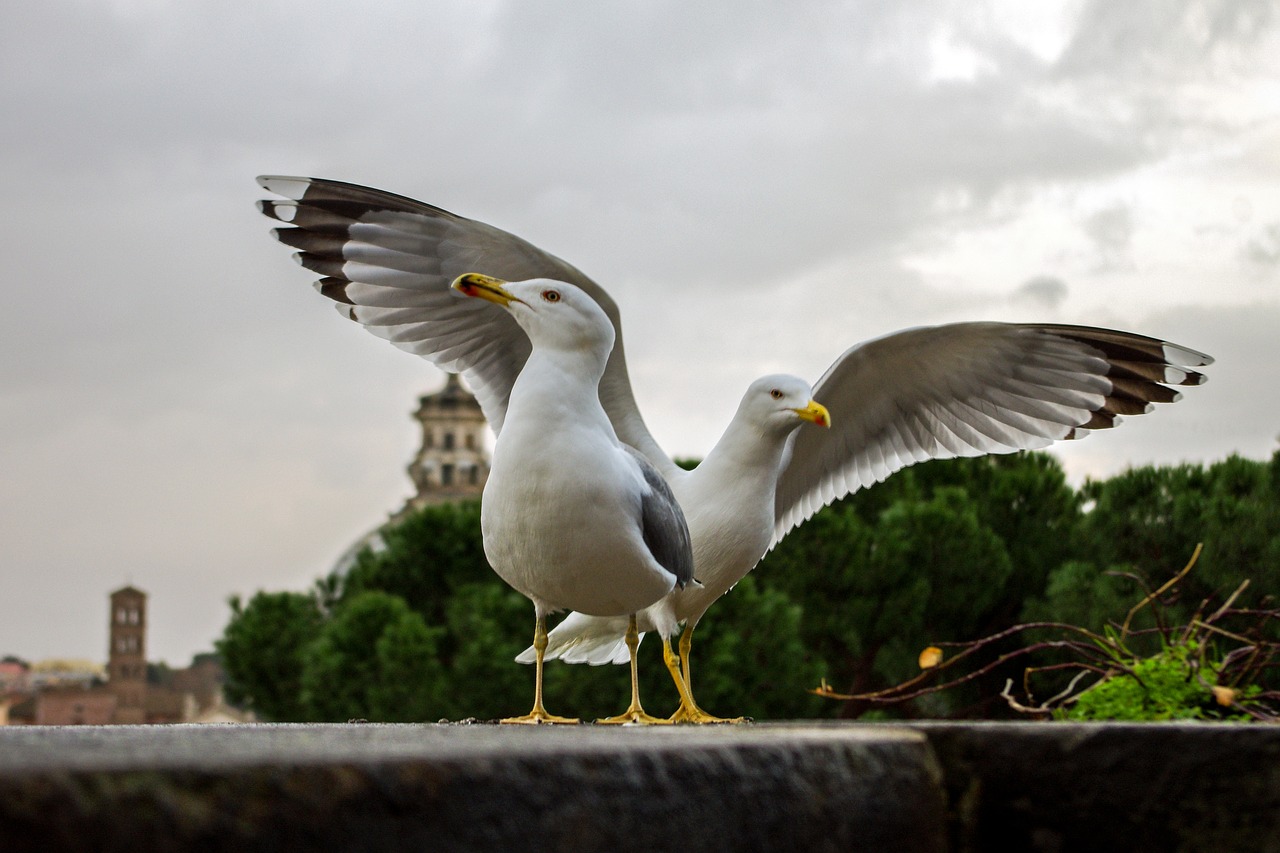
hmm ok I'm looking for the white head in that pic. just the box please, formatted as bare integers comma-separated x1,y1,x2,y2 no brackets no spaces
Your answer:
737,374,831,435
452,274,615,363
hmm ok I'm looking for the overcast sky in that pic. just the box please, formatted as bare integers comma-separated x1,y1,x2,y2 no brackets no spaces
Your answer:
3,0,1277,666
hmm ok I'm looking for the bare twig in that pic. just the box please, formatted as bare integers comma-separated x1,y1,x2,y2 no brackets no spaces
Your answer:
1120,542,1203,640
811,544,1280,722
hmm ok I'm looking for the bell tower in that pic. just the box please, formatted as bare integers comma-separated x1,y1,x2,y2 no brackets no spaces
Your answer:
107,586,148,724
399,374,490,516
331,375,496,572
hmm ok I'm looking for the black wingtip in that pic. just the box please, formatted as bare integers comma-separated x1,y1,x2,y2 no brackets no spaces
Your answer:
315,278,356,305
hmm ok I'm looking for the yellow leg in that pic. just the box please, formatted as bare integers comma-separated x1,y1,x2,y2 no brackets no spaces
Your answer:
668,622,745,724
596,615,671,725
502,614,579,725
661,633,697,711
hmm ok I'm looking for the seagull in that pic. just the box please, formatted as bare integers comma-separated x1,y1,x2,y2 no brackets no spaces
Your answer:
449,273,694,724
257,175,1214,722
521,373,831,724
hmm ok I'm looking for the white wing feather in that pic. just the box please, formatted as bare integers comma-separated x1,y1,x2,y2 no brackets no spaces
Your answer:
772,323,1212,545
258,175,666,461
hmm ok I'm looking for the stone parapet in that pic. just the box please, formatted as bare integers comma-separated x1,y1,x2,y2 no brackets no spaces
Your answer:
0,723,944,853
900,721,1280,853
2,722,1277,852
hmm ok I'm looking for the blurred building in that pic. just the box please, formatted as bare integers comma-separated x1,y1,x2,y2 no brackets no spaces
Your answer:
107,585,148,724
333,375,492,572
396,374,490,518
2,586,248,725
0,658,31,725
31,687,117,726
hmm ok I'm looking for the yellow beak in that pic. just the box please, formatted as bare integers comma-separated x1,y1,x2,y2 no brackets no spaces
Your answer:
793,400,831,428
451,273,524,307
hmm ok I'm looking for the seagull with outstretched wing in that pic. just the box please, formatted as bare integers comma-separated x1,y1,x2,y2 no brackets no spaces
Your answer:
258,176,1212,723
450,273,694,724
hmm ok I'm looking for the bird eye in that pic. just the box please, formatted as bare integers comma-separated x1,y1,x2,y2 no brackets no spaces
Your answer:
770,389,784,400
541,289,561,303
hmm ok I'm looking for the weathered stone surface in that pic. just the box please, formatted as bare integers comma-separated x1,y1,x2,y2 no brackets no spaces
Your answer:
6,721,1276,852
0,723,945,853
901,721,1280,853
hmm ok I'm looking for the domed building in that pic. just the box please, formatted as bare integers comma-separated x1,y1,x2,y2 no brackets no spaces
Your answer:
395,374,490,519
332,374,492,573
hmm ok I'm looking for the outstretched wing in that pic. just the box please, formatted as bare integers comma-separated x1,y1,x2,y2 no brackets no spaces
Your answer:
773,323,1212,543
257,176,664,460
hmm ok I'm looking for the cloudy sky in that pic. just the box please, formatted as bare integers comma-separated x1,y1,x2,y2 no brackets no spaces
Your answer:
3,0,1277,666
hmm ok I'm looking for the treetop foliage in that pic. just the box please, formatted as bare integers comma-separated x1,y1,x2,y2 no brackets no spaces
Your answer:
218,449,1279,722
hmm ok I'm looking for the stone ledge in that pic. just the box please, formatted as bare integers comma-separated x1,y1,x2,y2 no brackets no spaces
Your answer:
898,721,1280,853
3,722,1277,852
0,723,945,853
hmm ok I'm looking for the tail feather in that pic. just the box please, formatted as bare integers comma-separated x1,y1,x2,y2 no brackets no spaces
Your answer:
515,612,633,666
560,635,637,665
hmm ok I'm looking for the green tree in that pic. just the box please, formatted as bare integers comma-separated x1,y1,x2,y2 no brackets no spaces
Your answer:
342,501,488,627
1021,560,1144,633
927,454,1078,611
756,500,875,707
866,487,1015,711
1197,455,1280,600
1075,455,1279,636
682,575,828,720
217,449,1280,722
1076,464,1207,581
443,581,543,720
762,484,1014,716
216,591,322,721
323,499,835,722
369,608,450,722
300,591,447,722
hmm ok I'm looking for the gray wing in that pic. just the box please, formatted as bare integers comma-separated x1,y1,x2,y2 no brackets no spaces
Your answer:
627,447,695,589
773,323,1213,544
257,176,665,459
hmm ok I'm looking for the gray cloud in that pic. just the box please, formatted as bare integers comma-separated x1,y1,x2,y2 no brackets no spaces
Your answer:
1057,0,1277,79
1,0,1277,664
1244,222,1280,267
1013,275,1070,311
1081,203,1136,269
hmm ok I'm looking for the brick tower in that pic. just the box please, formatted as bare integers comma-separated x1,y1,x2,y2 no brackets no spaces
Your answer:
107,586,148,724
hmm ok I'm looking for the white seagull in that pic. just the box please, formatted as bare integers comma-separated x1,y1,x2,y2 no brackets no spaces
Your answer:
520,372,829,723
450,273,694,724
257,176,1213,722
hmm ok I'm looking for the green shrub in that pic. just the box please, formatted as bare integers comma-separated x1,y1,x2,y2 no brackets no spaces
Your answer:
1062,640,1255,722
